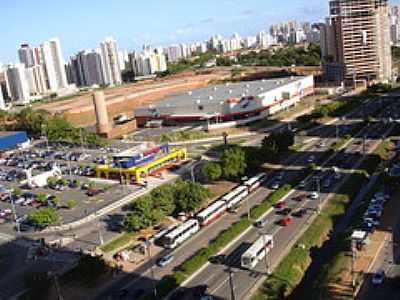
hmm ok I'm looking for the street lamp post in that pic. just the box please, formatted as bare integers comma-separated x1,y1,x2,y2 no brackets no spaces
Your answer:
10,191,20,234
146,239,158,299
351,238,357,298
228,266,236,300
260,232,271,275
314,176,321,213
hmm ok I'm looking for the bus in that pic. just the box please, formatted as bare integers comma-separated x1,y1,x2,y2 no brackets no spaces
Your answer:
222,186,249,209
162,219,200,249
241,234,274,269
244,172,267,192
196,200,227,226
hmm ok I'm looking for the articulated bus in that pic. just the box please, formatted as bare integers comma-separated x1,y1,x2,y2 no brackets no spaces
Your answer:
162,219,200,249
196,200,227,226
222,186,249,209
244,172,267,192
241,234,274,269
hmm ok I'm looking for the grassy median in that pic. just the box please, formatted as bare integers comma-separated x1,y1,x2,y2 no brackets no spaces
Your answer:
252,171,369,300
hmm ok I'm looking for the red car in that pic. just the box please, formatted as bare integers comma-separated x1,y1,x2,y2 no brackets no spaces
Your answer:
275,201,286,209
279,217,293,226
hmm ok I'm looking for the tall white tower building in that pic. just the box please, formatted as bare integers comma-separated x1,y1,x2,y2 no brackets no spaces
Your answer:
40,38,68,92
5,64,30,105
18,44,35,68
100,37,122,86
0,84,5,110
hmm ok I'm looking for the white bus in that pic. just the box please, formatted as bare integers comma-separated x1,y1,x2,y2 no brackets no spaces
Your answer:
244,172,267,192
162,219,200,249
196,200,227,226
241,234,274,269
223,186,249,209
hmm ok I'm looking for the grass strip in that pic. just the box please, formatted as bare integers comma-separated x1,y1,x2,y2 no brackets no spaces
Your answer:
99,232,138,253
140,175,306,300
252,171,369,300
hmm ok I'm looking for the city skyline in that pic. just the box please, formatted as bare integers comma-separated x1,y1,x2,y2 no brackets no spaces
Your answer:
1,0,336,63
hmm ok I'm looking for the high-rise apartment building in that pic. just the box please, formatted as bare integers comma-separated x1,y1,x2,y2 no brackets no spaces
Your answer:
40,38,68,91
68,50,105,87
100,37,122,86
322,0,392,83
4,64,30,104
18,44,35,68
0,82,5,110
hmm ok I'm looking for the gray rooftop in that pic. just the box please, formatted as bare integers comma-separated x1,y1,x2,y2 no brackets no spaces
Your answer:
146,76,305,109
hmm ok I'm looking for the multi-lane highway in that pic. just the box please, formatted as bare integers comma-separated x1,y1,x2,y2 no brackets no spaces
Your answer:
94,95,394,300
170,113,394,300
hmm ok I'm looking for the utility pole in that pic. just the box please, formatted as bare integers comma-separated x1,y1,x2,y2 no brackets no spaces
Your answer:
98,220,104,246
314,176,321,213
261,233,271,275
246,196,251,220
228,266,236,300
363,135,367,155
10,191,20,234
146,239,158,299
351,238,357,298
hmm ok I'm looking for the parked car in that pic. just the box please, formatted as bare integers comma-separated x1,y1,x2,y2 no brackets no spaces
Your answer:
309,192,319,200
274,201,286,209
86,188,104,197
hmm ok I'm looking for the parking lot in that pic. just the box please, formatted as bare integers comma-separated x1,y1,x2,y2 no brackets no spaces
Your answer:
0,140,143,234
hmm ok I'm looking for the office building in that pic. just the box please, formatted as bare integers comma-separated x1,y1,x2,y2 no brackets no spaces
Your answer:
25,65,47,95
69,50,105,87
130,50,167,77
322,0,392,83
18,44,35,68
4,64,30,105
100,37,122,86
0,83,5,110
40,38,68,91
166,45,183,62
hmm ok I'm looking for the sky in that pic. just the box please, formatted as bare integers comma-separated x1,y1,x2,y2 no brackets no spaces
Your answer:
0,0,399,63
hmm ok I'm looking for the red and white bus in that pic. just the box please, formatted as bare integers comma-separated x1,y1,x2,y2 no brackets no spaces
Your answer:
196,200,227,226
222,186,249,209
162,219,200,249
244,172,267,192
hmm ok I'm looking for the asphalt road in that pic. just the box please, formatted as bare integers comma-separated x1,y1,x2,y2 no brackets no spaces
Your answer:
94,114,358,299
172,121,391,300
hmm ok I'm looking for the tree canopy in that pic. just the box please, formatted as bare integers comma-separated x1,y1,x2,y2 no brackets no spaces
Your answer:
220,147,247,178
28,208,60,227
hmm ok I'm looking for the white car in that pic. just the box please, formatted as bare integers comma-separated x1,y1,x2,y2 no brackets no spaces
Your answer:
156,254,174,267
307,155,315,163
372,269,385,285
310,192,319,200
298,180,306,188
363,217,380,226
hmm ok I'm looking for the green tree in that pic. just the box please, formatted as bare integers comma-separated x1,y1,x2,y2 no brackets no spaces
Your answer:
174,180,211,213
202,162,222,182
13,187,22,197
36,193,48,205
51,196,60,208
221,147,247,178
123,213,145,232
28,208,60,227
66,199,78,209
150,185,175,216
